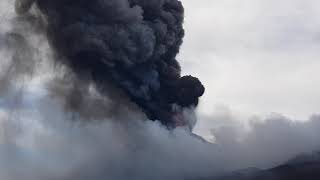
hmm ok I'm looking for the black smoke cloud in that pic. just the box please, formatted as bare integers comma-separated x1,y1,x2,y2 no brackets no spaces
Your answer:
2,1,320,180
15,0,205,128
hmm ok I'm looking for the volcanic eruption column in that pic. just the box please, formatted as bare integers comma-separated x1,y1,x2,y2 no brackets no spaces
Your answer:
15,0,205,128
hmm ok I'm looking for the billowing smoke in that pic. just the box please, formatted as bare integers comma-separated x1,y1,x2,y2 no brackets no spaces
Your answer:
1,0,320,180
1,88,320,180
14,0,205,128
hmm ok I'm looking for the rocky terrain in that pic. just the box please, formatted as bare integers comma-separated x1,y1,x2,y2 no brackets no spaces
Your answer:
213,152,320,180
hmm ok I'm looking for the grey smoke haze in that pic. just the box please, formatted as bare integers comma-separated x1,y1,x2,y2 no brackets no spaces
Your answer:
1,0,320,180
1,73,320,180
1,81,320,180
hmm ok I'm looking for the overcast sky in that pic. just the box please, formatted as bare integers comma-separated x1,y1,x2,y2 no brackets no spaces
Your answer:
180,0,320,120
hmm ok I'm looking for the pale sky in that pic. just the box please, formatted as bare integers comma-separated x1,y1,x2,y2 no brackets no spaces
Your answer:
180,0,320,120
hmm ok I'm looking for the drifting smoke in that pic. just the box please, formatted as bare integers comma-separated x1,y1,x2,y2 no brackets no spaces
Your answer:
14,0,205,128
1,0,320,180
1,88,320,180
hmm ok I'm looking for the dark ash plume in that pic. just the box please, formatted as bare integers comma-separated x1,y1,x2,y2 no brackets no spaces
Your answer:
15,0,205,128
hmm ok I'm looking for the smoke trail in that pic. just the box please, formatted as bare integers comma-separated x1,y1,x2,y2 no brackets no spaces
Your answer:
14,0,205,128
